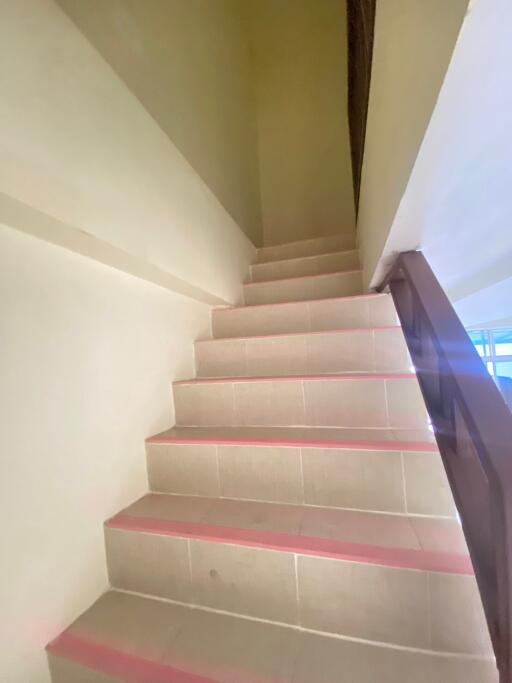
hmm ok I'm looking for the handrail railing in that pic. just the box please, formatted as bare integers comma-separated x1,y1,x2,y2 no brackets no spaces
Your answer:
379,251,512,682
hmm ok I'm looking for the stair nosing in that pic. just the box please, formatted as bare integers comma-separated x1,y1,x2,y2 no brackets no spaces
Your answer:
105,512,472,576
250,247,359,270
243,269,361,288
196,324,401,345
213,291,387,312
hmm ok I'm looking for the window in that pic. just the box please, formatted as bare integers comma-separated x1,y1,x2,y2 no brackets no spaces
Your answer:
468,329,512,379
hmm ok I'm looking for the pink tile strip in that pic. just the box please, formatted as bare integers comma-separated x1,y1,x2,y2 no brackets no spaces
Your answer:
145,435,438,453
173,373,416,386
48,631,214,683
106,515,473,575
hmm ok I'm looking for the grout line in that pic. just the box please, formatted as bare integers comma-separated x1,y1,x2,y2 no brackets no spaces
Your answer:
294,553,301,627
401,452,409,514
298,448,305,505
214,445,222,496
112,588,494,661
383,379,390,428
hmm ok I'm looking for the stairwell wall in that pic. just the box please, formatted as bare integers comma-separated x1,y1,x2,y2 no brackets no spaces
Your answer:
0,225,210,683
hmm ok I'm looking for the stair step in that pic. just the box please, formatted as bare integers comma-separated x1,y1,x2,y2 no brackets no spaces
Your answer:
195,326,409,377
173,373,428,429
256,232,356,263
212,292,398,338
244,270,363,305
102,494,492,655
250,249,360,282
47,591,498,683
146,428,454,516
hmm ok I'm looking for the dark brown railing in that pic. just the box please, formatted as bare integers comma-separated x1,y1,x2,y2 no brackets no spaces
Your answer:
380,251,512,682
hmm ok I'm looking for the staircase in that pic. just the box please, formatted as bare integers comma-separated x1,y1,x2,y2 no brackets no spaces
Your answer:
47,234,497,682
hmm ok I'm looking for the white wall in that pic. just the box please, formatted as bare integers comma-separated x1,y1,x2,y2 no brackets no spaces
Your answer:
245,0,355,246
56,0,263,246
0,224,210,683
0,0,255,307
366,0,512,329
357,0,469,288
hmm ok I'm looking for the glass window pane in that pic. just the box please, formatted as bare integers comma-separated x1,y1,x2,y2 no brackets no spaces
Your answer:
495,361,512,379
468,330,490,357
493,329,512,356
487,361,495,375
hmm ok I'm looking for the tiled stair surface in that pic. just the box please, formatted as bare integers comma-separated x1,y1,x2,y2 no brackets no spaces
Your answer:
48,233,498,682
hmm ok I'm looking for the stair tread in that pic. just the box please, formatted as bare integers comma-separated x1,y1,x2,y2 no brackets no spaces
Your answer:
175,371,417,385
107,492,470,573
252,247,358,268
216,290,390,312
147,425,437,451
197,324,401,344
47,591,498,683
244,268,361,287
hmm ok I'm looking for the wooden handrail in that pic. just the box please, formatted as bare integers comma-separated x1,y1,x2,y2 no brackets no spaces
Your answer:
379,251,512,682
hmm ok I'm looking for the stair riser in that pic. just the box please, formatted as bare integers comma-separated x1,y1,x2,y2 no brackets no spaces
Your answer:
257,233,356,263
196,328,410,378
212,294,398,339
146,443,455,517
173,377,428,429
105,528,489,655
244,271,362,306
250,250,360,283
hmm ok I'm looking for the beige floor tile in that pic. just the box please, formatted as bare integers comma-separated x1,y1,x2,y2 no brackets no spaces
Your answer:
300,507,420,549
163,607,299,683
256,233,354,263
304,378,387,427
429,572,494,655
245,335,308,376
218,445,303,503
308,297,371,331
411,517,467,554
119,493,213,523
251,249,359,282
292,631,497,683
311,271,362,300
206,498,304,534
190,540,298,623
234,380,305,426
67,591,191,660
386,378,429,428
195,339,246,377
244,272,361,306
212,302,309,338
105,528,191,601
404,451,457,516
174,382,235,426
306,330,374,373
302,447,405,512
297,555,430,647
146,443,220,497
369,295,399,327
374,327,411,372
47,655,119,683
